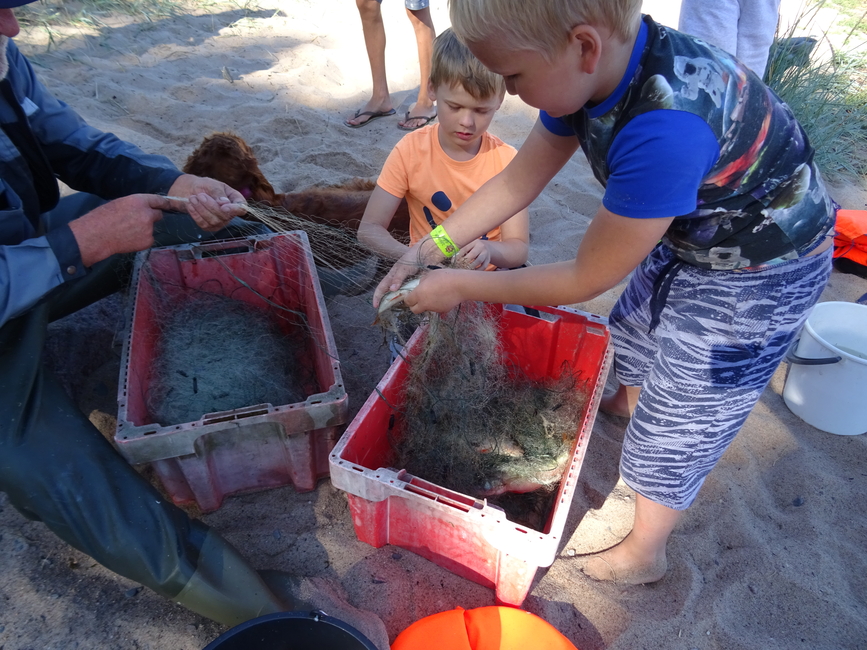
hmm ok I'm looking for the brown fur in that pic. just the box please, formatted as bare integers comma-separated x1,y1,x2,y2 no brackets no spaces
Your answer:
183,132,279,204
182,132,410,241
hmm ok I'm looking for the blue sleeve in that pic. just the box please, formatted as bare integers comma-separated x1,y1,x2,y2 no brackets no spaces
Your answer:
539,110,576,137
44,224,85,278
0,235,67,326
602,110,720,219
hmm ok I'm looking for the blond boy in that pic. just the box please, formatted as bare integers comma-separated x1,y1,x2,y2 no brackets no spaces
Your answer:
358,28,529,272
374,0,835,585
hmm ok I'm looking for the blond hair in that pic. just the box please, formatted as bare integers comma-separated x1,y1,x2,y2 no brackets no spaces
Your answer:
430,27,506,99
449,0,642,59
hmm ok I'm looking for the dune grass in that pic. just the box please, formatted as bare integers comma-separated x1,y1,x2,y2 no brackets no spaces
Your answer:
16,0,258,53
16,0,190,28
15,0,198,54
765,1,867,180
825,0,867,36
16,0,259,31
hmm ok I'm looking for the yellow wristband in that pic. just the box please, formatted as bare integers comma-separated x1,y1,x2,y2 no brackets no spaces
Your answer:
430,225,459,258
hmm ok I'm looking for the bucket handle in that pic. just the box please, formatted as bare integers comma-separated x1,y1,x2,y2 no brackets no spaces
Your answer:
786,339,842,366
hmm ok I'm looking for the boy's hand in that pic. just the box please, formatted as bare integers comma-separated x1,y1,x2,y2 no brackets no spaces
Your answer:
373,238,444,307
403,268,465,314
455,239,491,270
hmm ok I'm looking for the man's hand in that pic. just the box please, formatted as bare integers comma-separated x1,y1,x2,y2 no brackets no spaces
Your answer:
454,239,491,270
167,174,247,231
68,194,172,268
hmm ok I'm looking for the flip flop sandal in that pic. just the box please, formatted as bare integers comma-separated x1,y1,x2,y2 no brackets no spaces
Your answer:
397,112,438,131
343,108,396,129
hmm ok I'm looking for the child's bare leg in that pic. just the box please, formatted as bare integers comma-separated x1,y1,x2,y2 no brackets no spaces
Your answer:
347,0,394,126
600,383,640,418
583,494,682,584
400,6,437,129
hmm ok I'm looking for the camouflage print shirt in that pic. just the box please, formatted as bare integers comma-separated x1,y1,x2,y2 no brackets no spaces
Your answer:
542,16,835,270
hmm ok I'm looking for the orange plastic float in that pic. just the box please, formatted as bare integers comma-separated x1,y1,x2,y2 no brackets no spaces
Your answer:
392,606,578,650
834,209,867,267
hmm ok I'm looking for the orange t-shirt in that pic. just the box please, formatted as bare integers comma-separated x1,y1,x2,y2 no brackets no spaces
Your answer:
376,124,517,246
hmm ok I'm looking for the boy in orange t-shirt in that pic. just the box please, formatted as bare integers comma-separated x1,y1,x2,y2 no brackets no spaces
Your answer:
358,28,529,272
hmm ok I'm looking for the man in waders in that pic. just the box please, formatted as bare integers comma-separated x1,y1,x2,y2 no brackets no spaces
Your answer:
0,0,290,626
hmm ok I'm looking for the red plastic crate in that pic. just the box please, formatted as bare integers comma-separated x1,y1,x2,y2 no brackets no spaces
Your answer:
329,304,611,605
115,232,347,512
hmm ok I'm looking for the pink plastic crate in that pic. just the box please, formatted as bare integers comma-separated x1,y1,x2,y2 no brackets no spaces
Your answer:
115,232,347,512
329,304,611,605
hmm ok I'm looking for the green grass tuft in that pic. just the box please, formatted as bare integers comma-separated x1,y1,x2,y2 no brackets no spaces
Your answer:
765,1,867,180
17,0,190,29
824,0,867,36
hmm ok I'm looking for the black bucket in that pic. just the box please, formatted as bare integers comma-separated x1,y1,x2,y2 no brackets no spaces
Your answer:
203,610,379,650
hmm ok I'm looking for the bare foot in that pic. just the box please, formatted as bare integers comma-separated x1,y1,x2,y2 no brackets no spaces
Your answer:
599,388,630,418
581,539,668,585
345,99,395,127
398,100,437,129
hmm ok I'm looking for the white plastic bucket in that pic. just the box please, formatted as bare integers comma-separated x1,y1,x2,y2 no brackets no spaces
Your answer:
783,301,867,435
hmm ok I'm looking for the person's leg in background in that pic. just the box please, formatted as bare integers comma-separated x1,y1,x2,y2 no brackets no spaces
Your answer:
345,0,396,127
0,193,288,626
736,0,782,77
678,0,781,77
399,1,437,130
678,0,739,58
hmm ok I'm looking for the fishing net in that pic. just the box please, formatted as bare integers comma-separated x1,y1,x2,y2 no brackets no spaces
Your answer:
132,226,325,428
134,201,396,429
390,299,587,530
145,291,308,426
142,200,588,529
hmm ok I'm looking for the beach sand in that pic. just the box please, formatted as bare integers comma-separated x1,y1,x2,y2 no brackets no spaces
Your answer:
2,1,866,648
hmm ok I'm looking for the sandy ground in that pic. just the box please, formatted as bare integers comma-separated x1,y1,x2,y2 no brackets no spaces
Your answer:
2,1,867,648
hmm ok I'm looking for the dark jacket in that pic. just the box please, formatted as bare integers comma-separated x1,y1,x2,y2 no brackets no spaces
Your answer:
0,39,182,326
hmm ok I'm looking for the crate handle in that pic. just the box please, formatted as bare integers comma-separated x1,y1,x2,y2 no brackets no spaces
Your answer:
504,304,560,322
404,483,474,513
403,475,485,512
185,237,258,260
202,403,271,425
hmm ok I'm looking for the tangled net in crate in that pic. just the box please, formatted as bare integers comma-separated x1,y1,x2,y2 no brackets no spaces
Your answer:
146,290,311,426
223,210,593,530
136,223,337,427
144,197,588,527
138,192,410,431
386,296,588,530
